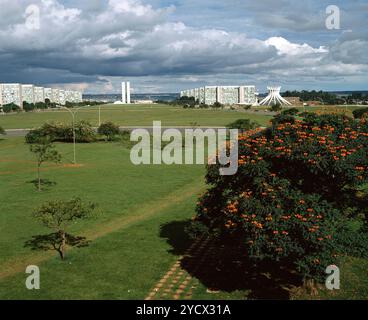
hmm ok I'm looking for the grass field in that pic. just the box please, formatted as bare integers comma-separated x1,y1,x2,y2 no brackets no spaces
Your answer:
0,104,274,129
1,135,367,300
0,136,206,299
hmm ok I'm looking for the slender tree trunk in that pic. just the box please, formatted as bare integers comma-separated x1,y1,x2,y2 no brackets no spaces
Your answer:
60,231,66,260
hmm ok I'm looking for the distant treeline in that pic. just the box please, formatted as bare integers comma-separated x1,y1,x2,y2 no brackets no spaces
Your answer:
283,90,368,105
0,100,108,113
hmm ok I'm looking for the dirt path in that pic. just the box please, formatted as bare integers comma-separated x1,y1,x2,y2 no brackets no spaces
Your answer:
0,181,205,280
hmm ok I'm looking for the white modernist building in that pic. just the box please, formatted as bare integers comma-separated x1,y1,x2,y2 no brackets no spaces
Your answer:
44,88,53,102
180,85,258,106
0,83,83,108
119,81,131,104
22,84,35,104
34,86,45,103
0,83,23,107
259,86,291,106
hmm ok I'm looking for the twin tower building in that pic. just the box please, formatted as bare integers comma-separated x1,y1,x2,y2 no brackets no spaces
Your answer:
121,82,131,104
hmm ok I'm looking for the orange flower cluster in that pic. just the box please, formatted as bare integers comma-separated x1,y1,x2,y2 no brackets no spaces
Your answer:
225,220,237,229
226,201,238,214
251,221,263,229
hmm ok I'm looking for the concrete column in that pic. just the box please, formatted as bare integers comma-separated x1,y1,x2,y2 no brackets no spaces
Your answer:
122,82,126,104
126,82,131,104
239,86,244,104
216,86,222,104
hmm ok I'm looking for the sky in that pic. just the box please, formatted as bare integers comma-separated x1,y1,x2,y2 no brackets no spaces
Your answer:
0,0,367,93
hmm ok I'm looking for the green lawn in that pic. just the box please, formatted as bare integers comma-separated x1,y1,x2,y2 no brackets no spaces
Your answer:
0,136,206,299
0,104,273,129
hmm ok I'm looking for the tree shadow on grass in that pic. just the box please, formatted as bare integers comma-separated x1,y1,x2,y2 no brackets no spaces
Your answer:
27,179,57,190
25,233,90,259
160,220,303,300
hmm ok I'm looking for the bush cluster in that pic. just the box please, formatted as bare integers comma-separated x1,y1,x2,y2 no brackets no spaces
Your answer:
26,121,97,144
1,103,21,113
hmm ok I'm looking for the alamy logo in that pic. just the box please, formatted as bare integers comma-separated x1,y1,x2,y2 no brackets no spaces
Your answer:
325,5,340,30
25,5,41,31
325,265,340,290
130,121,239,176
25,265,40,290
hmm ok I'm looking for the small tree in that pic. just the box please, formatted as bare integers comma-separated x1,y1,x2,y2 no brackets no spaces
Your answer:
227,119,259,133
30,138,61,191
270,102,282,112
0,126,5,135
98,122,120,141
29,198,96,259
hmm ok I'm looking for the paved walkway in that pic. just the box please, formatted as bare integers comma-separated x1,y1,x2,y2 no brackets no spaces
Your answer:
146,237,217,300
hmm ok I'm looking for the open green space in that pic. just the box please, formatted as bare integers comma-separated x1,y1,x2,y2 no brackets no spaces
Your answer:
0,136,205,298
0,104,273,129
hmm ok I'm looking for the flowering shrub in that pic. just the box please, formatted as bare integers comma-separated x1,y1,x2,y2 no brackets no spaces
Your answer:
191,113,368,281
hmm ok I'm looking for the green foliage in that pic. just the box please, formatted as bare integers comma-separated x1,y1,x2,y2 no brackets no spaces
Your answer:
270,102,282,112
2,103,21,113
281,107,299,116
353,107,368,119
227,119,260,133
33,198,96,232
65,121,96,143
31,198,96,259
271,114,296,127
283,90,345,105
192,114,368,282
26,121,97,144
98,122,120,141
64,101,105,108
23,102,36,112
35,102,47,110
0,126,5,135
213,102,224,109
